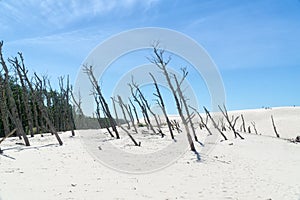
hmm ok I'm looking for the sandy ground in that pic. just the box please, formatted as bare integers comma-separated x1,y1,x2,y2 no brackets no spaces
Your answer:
0,107,300,200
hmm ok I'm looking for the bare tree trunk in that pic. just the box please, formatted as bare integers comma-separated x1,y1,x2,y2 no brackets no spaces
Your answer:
34,74,63,145
0,41,30,146
83,65,119,139
129,84,155,133
119,126,140,146
63,76,75,136
131,79,161,132
150,73,174,139
129,98,140,125
94,93,114,138
118,96,138,134
271,115,280,138
189,106,213,135
251,122,258,135
117,95,130,129
127,104,138,133
173,72,198,142
203,106,227,140
241,114,246,132
0,83,10,136
111,97,121,127
218,105,244,139
149,44,196,151
10,56,35,137
70,87,86,129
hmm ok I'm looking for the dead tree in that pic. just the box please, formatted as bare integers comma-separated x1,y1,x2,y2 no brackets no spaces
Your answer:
131,78,161,132
60,76,75,136
70,87,84,116
0,41,30,146
83,65,120,139
34,74,63,145
251,122,258,135
220,118,226,131
0,80,10,136
248,126,251,133
271,115,280,138
128,83,155,133
149,44,196,151
241,114,246,132
189,106,213,135
117,95,131,130
119,126,140,146
150,73,174,139
204,106,227,140
118,96,138,133
10,56,35,137
171,119,182,133
111,97,121,127
70,87,87,129
93,93,114,138
218,105,244,139
129,98,140,125
173,70,198,142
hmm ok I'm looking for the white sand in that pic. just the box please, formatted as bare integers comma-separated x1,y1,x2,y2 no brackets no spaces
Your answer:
0,107,299,200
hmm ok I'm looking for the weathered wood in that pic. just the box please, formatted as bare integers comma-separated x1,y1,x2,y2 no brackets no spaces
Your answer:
251,122,258,135
271,115,280,138
189,106,213,135
150,73,174,140
203,107,227,140
84,65,119,139
218,105,244,139
149,44,196,151
0,41,30,146
173,72,198,142
241,114,246,132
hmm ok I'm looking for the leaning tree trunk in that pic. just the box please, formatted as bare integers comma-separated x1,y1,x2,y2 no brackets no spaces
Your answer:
11,56,34,137
271,115,280,138
218,105,244,139
129,98,140,125
34,74,63,145
150,73,174,140
0,41,30,146
189,106,213,136
173,73,198,142
132,80,162,133
0,83,10,136
84,65,119,139
203,106,228,140
129,84,155,133
111,97,121,127
150,45,196,152
117,95,130,129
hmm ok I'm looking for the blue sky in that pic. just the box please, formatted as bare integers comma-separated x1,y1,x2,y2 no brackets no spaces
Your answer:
1,0,300,112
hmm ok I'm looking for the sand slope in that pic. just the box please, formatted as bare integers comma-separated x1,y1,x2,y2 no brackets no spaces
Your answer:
0,107,299,200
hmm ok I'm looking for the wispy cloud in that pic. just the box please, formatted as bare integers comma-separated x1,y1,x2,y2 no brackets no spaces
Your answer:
0,0,160,40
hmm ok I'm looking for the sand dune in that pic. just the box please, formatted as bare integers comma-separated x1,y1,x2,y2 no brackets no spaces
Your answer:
0,107,299,200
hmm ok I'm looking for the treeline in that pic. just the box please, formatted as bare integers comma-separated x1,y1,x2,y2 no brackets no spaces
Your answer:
0,41,75,146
